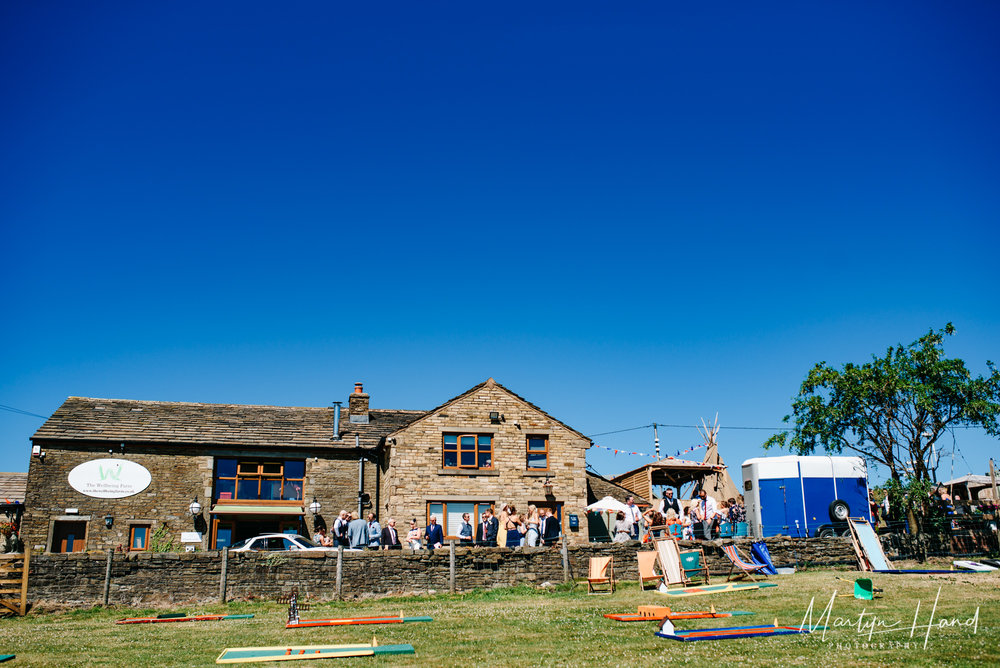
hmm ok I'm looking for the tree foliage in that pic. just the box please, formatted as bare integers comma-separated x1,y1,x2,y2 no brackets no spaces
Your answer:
765,324,1000,487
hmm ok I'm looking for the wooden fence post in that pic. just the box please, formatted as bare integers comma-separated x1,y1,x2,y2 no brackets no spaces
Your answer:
103,550,113,606
449,540,456,594
336,546,343,600
219,547,228,603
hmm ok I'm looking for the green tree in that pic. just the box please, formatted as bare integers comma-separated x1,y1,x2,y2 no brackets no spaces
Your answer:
764,324,1000,533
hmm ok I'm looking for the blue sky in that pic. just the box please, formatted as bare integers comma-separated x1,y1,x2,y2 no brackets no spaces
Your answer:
2,2,998,485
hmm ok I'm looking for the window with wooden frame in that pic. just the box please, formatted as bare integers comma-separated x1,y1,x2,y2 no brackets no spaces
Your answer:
213,458,305,501
526,435,549,470
129,524,151,551
442,434,493,469
427,501,494,539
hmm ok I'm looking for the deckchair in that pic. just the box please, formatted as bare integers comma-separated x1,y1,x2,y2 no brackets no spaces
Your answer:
653,537,688,589
587,556,616,594
749,541,777,575
679,546,710,585
721,544,769,582
637,551,662,591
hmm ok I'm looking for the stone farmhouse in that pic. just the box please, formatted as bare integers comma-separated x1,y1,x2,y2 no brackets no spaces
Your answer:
22,379,592,553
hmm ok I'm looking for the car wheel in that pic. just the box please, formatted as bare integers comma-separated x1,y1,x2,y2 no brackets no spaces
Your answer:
829,499,850,522
817,527,834,538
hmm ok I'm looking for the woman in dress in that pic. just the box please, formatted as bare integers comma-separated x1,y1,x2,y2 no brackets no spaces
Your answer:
612,510,631,543
524,505,541,547
496,504,510,549
406,518,423,550
505,505,524,548
681,505,696,540
642,507,665,540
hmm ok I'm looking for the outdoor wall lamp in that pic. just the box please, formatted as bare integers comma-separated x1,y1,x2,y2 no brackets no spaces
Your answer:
489,412,504,424
104,514,114,529
308,498,322,515
542,478,554,496
188,497,202,516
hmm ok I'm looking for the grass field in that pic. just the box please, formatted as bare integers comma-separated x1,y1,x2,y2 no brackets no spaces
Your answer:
1,566,997,667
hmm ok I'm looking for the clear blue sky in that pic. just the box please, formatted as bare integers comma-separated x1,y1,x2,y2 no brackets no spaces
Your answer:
2,2,998,485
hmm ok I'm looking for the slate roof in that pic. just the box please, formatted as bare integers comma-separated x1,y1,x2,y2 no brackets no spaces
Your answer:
32,397,426,450
586,471,649,507
0,472,27,504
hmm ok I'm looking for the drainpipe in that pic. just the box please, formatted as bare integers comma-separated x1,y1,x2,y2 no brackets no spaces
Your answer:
357,434,364,517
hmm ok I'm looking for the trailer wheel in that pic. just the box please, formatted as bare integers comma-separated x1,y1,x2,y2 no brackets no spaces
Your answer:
829,499,850,522
817,526,835,538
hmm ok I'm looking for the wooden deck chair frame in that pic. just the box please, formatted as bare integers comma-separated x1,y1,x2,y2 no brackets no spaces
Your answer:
722,544,769,582
846,517,893,572
653,536,689,589
637,550,662,591
679,545,710,585
587,556,616,595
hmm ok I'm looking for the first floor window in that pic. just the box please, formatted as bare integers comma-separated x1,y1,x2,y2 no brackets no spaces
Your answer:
213,458,305,501
527,435,549,470
442,434,493,469
427,501,494,539
130,524,151,551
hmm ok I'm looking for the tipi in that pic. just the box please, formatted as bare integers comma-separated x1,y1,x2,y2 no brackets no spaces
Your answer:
693,415,741,502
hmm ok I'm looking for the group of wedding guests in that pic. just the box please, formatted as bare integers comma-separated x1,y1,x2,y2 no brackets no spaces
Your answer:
313,504,562,551
611,489,747,543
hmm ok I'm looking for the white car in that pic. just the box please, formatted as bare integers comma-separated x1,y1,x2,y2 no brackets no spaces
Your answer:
229,533,329,552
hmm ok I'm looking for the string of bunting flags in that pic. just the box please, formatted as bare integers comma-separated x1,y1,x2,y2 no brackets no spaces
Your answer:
591,442,709,460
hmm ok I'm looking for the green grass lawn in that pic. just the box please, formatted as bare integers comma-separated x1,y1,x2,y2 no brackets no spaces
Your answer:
1,566,997,667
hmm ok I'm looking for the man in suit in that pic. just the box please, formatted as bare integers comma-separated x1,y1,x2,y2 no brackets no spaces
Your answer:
660,488,681,517
380,518,402,550
541,508,561,546
425,515,444,550
477,508,498,546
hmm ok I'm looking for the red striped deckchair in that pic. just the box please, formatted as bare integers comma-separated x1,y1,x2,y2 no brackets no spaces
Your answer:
722,545,769,582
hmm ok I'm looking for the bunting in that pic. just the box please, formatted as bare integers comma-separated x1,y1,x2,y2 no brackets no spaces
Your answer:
591,442,710,460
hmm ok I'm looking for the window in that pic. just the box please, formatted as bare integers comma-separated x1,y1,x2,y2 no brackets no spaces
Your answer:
427,501,494,539
527,435,549,470
51,520,87,553
442,434,493,469
214,459,305,501
130,524,151,551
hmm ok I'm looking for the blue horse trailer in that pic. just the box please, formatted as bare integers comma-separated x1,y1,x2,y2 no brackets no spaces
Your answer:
742,455,871,538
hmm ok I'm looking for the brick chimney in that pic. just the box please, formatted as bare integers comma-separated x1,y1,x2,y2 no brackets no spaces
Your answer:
348,382,369,424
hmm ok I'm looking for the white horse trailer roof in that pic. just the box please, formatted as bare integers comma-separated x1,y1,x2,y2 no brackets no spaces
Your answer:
742,455,867,479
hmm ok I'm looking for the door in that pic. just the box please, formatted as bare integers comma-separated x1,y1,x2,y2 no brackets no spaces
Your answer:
758,479,788,537
52,520,87,553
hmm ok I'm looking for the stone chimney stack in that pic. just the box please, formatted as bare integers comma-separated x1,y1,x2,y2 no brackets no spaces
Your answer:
349,382,369,424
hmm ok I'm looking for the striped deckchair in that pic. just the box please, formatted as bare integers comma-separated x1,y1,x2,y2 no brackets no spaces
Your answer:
721,544,769,582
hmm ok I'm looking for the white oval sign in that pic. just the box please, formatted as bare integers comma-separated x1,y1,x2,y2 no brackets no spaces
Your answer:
68,458,152,499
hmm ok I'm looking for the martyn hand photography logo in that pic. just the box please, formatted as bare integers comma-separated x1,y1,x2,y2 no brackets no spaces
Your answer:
800,586,980,650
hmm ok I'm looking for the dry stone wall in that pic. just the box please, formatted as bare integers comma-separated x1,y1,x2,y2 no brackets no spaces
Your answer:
23,537,857,607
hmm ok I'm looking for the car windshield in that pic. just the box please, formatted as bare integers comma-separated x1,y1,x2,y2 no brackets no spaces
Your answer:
290,535,319,548
230,538,252,549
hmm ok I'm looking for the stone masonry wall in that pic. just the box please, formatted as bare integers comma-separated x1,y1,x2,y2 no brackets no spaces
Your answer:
21,442,377,552
385,380,590,544
21,537,856,607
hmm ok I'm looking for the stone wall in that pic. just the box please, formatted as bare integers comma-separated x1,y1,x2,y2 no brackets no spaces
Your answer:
21,441,378,552
23,536,856,607
385,380,590,544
